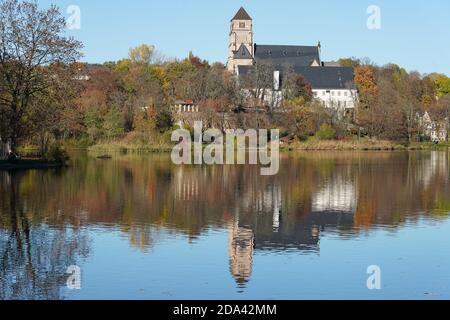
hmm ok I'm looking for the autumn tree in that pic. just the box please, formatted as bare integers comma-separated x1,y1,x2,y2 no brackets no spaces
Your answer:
282,72,313,102
375,77,407,140
354,65,378,102
165,56,207,102
0,0,82,153
111,46,170,132
129,44,154,65
133,102,156,142
338,58,361,69
428,74,450,97
245,62,275,108
354,65,379,137
29,63,83,154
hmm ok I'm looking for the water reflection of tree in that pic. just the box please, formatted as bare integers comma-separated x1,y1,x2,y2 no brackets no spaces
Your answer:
0,171,90,300
1,151,449,293
4,152,448,245
354,152,450,228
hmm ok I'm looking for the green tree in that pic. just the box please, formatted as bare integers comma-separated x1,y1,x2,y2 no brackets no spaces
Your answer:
316,124,336,140
437,77,450,97
85,109,104,140
338,58,361,68
103,106,124,139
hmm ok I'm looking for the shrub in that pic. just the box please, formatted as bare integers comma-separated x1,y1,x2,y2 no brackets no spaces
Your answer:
44,144,69,163
315,124,336,140
155,109,174,132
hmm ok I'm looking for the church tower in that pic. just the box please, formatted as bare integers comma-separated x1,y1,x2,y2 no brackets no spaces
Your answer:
227,7,254,73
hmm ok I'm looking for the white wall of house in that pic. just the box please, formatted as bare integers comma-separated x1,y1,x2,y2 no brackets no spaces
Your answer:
274,71,357,110
422,112,448,142
312,89,358,110
242,88,357,110
241,72,358,110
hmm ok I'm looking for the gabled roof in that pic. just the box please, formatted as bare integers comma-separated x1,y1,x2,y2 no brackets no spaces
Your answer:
233,44,253,60
254,44,321,68
238,66,355,90
231,7,252,21
323,61,342,67
289,67,354,89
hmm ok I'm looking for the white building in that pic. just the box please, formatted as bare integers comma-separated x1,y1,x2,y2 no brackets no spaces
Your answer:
228,7,358,110
421,112,448,142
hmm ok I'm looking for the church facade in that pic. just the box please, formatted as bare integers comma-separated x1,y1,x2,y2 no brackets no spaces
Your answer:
227,7,357,110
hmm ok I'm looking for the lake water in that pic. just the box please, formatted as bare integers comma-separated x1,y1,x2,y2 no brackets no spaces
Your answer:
1,151,449,300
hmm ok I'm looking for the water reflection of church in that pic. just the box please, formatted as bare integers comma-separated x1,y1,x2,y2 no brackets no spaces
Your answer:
2,152,449,298
227,179,356,287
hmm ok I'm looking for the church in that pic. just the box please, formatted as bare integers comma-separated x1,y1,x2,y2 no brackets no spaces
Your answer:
227,7,357,110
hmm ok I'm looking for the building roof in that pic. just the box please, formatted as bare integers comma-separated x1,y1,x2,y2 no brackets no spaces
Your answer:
231,7,252,21
253,211,354,252
322,61,342,67
174,99,195,105
238,65,355,90
291,67,354,89
233,44,253,60
254,44,321,68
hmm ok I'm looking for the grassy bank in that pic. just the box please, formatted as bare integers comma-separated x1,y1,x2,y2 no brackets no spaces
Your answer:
89,141,174,153
87,136,450,154
284,138,450,151
88,132,174,153
284,139,403,151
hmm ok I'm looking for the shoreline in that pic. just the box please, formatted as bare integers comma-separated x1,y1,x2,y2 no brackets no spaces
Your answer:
0,159,65,171
87,140,450,153
283,140,449,151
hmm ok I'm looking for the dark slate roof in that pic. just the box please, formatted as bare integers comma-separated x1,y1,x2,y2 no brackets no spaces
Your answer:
322,61,342,67
233,44,253,60
254,44,320,67
290,67,354,89
238,65,355,90
231,7,252,21
253,211,354,252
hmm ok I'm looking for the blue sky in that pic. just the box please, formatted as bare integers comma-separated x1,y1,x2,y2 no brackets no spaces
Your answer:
39,0,450,75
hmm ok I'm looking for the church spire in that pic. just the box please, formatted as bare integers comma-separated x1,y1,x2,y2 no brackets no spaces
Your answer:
231,7,252,21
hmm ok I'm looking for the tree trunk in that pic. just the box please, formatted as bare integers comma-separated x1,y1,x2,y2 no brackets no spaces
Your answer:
9,137,17,155
6,140,12,154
